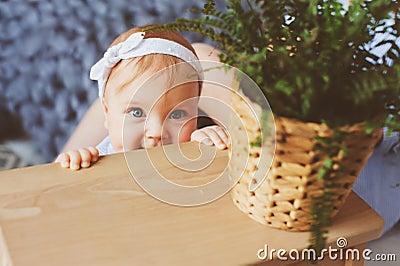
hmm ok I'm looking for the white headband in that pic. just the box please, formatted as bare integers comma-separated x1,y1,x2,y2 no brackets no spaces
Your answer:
89,31,202,100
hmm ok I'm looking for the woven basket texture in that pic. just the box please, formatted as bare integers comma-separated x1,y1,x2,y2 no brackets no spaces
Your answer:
229,93,382,231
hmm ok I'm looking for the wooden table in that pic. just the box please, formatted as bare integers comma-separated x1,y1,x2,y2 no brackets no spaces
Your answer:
0,142,384,266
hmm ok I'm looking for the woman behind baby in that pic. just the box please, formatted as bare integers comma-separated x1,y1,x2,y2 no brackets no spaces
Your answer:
56,26,229,170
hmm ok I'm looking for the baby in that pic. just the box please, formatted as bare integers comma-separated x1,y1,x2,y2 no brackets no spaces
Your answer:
56,26,229,170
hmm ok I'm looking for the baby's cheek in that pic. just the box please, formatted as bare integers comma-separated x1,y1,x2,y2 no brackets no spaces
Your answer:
121,124,144,151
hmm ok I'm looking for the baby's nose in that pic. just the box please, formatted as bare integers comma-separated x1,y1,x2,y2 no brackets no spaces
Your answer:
144,118,170,146
145,120,163,140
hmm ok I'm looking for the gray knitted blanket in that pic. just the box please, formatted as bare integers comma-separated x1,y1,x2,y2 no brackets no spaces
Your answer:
0,0,224,162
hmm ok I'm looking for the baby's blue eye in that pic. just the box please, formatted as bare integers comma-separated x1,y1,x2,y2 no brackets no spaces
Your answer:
169,110,187,120
129,108,144,118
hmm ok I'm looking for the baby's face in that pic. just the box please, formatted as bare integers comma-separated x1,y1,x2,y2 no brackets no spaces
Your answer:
103,72,199,152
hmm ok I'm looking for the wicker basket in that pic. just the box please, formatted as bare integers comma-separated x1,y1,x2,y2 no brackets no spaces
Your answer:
229,92,382,231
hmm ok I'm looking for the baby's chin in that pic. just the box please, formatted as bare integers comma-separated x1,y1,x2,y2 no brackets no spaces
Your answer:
122,139,181,151
113,145,141,153
120,146,144,152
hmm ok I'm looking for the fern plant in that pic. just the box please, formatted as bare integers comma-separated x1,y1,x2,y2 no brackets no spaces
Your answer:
152,0,400,129
147,0,400,258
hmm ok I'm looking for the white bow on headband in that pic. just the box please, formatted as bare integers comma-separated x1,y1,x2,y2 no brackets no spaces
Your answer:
89,31,203,100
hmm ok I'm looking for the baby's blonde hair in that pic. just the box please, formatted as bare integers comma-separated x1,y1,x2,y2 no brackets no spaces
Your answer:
104,25,201,101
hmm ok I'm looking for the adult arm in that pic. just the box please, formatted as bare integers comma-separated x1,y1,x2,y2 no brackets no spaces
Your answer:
60,99,107,153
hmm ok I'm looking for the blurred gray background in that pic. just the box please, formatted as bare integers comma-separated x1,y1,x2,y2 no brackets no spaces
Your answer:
0,0,224,163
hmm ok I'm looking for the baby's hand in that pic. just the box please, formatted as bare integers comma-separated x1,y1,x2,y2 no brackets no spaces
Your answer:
55,147,99,170
191,125,230,149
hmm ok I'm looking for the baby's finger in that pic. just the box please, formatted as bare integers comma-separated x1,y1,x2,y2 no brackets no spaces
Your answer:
88,146,99,162
78,148,92,168
56,153,71,168
67,150,82,170
201,127,227,149
214,126,230,147
191,130,213,146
